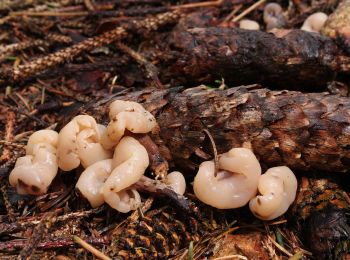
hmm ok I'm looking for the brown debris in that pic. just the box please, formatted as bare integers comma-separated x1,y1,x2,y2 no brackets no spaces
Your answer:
322,0,350,53
211,232,270,259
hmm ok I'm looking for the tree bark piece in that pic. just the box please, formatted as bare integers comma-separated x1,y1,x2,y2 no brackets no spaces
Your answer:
97,86,350,173
159,27,350,89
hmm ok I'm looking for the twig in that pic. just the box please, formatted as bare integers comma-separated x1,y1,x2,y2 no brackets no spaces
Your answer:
171,0,223,9
18,211,57,260
84,0,95,11
116,42,164,88
232,0,266,22
203,129,219,177
212,255,248,260
0,184,15,222
73,236,111,260
222,4,243,23
10,11,89,17
213,255,248,260
268,235,293,257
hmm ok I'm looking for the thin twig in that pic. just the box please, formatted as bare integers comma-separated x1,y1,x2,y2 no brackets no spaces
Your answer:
116,42,164,88
0,184,15,222
172,0,223,9
73,236,111,260
18,211,57,260
222,4,242,23
268,235,293,257
203,129,219,177
232,0,266,22
10,11,89,16
212,255,248,260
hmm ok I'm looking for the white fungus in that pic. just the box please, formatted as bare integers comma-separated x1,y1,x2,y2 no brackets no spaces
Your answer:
239,19,260,30
249,166,297,220
165,171,186,195
101,136,149,213
57,115,112,171
194,148,261,209
263,3,285,31
101,100,157,150
9,130,59,195
76,159,113,208
301,12,328,33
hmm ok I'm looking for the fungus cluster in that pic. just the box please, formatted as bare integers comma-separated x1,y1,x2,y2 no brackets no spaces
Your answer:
9,100,296,220
193,148,297,220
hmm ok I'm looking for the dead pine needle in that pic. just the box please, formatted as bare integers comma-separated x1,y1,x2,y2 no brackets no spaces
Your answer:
212,255,248,260
73,236,111,260
203,129,219,177
268,235,293,257
232,0,266,22
172,0,223,10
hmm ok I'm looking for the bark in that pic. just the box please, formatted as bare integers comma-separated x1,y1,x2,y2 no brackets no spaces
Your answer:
158,27,350,89
91,86,350,173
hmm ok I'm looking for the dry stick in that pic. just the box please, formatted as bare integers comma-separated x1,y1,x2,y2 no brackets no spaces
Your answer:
0,184,15,222
116,42,164,89
18,211,56,260
83,0,95,11
8,10,181,83
203,129,219,177
222,4,243,23
73,236,111,260
171,0,223,9
232,0,266,22
10,0,223,17
10,11,89,16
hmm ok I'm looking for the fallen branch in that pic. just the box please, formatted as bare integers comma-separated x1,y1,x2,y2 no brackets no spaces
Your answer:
159,27,350,89
89,85,350,172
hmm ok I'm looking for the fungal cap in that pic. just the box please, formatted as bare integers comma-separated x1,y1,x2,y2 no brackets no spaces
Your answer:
102,136,149,212
301,12,328,33
194,148,261,209
57,115,111,171
103,188,141,213
239,19,260,30
76,159,113,208
9,143,58,195
166,171,186,195
26,129,58,155
263,2,285,30
101,100,157,150
249,166,297,220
